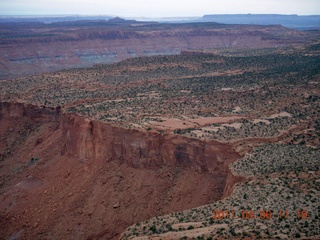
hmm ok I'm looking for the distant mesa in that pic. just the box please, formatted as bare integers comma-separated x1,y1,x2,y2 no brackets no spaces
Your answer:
0,18,317,80
108,17,136,24
201,14,320,30
108,17,126,22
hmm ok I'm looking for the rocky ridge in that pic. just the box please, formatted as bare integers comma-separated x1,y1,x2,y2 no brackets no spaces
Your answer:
0,21,315,79
0,101,242,239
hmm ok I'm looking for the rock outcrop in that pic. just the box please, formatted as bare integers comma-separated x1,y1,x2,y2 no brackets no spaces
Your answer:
62,112,240,172
0,102,243,239
223,167,246,198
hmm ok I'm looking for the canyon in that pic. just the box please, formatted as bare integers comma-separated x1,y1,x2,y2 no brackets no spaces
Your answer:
0,102,242,239
0,19,319,239
0,19,316,80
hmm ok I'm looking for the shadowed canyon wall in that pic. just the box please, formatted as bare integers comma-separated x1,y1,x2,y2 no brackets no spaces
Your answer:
62,112,240,172
0,102,242,239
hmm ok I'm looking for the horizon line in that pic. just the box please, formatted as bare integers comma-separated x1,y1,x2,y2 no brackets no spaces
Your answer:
1,13,320,18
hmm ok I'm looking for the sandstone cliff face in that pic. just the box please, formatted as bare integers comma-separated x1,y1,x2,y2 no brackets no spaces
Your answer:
0,102,243,239
0,101,60,122
61,112,240,172
0,101,240,173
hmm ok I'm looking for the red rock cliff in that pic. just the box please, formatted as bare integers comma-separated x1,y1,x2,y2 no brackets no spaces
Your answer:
0,101,60,122
61,112,240,173
0,101,244,239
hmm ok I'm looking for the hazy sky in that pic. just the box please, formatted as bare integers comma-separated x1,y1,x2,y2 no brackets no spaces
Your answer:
1,0,319,17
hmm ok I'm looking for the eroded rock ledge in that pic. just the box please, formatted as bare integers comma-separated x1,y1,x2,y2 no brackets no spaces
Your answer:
0,101,241,173
0,101,244,239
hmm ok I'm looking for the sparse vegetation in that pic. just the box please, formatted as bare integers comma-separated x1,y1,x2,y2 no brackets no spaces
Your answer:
1,38,319,240
231,144,319,176
1,44,319,147
122,144,319,239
